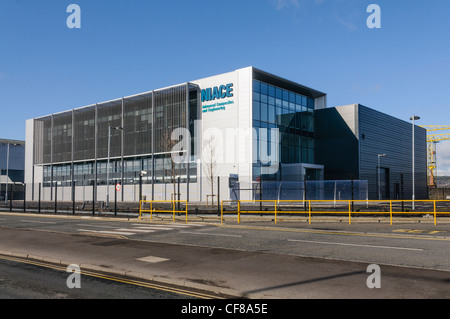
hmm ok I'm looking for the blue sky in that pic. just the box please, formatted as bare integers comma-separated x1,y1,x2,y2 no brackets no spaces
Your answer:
1,0,450,173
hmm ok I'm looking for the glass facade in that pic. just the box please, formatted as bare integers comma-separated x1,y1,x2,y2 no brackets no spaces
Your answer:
252,79,315,181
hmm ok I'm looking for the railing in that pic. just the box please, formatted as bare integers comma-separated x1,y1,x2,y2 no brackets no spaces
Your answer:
220,199,450,225
139,200,188,222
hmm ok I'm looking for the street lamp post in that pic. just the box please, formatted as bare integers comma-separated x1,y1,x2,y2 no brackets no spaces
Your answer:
107,126,123,208
410,115,420,210
378,154,387,200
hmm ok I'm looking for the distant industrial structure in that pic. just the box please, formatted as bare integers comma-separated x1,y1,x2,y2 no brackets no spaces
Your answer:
419,125,450,188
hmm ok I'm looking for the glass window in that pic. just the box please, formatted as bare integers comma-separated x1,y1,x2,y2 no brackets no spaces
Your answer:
268,85,275,97
268,104,275,123
260,94,268,104
308,149,314,164
302,96,307,106
301,147,308,163
289,102,296,112
260,103,268,122
296,94,303,105
253,101,261,121
283,90,289,101
289,92,296,103
253,92,260,102
307,114,314,132
261,83,268,95
253,80,260,93
276,88,282,100
268,96,275,106
307,98,314,109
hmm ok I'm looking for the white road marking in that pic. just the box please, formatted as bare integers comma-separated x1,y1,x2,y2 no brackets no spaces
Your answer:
132,226,175,231
132,223,194,228
78,229,135,236
76,224,117,229
180,231,242,238
21,220,56,224
287,239,423,251
137,256,169,263
116,228,155,233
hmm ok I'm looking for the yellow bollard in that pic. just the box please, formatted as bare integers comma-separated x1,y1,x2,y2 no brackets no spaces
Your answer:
348,200,352,225
434,200,437,226
390,201,393,225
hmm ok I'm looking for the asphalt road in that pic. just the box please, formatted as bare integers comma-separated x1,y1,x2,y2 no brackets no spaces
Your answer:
0,255,197,299
0,211,449,299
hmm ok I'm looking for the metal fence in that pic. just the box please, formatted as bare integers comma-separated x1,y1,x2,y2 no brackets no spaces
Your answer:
220,199,450,226
230,180,368,201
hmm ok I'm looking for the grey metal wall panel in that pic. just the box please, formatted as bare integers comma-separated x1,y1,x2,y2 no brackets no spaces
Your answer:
358,105,428,200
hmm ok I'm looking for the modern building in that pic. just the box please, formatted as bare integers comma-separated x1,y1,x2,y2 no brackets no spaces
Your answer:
315,104,428,200
24,67,427,203
0,139,25,200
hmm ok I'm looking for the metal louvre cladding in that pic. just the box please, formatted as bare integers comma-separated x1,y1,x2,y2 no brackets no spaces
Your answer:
32,83,189,176
73,105,95,162
154,85,188,154
52,111,72,163
97,99,122,159
123,93,152,157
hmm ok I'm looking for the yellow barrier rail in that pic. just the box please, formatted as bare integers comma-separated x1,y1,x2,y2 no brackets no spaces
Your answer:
139,200,188,223
220,199,450,225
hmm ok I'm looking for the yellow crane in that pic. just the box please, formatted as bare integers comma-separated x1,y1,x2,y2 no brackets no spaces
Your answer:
419,125,450,188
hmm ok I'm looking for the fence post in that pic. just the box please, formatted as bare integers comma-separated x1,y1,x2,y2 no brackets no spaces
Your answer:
92,183,95,216
433,200,437,226
308,200,312,224
177,177,180,213
54,183,57,214
172,200,175,222
390,200,393,225
9,184,12,212
114,179,117,217
274,200,277,224
38,183,41,214
72,181,76,215
217,176,220,216
238,201,241,224
348,200,352,225
23,184,26,213
221,201,224,225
